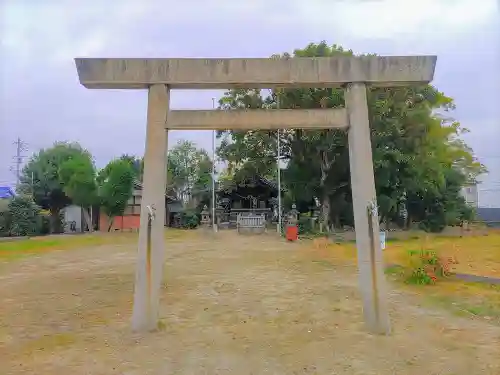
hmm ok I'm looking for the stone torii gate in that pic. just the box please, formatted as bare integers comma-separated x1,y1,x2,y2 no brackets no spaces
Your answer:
75,56,436,335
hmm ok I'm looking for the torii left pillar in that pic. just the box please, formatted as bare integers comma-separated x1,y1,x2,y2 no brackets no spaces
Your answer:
131,84,170,331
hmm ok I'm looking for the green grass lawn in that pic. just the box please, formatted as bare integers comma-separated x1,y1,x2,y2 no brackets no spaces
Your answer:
0,229,192,262
0,232,137,261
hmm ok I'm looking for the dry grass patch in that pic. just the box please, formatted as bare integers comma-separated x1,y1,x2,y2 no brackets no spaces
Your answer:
383,269,500,325
302,231,500,278
384,232,500,278
1,230,499,374
425,282,500,324
302,232,500,323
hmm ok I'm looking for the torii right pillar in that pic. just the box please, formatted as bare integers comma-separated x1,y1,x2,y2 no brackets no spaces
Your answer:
345,82,391,335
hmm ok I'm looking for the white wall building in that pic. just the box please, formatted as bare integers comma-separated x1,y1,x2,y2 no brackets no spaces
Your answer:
460,184,479,209
62,204,84,233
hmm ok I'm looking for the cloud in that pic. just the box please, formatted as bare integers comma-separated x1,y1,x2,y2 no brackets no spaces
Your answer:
294,0,497,40
1,1,152,63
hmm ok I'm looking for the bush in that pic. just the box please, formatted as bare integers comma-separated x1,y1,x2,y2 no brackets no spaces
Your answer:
8,196,41,236
0,211,11,237
405,249,458,285
179,209,199,229
419,217,446,233
298,215,315,235
0,199,11,237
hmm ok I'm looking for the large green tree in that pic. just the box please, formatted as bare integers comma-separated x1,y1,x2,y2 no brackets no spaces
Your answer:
217,44,356,229
190,153,214,210
58,153,98,232
167,140,213,207
119,154,143,179
18,142,93,233
123,141,214,208
216,41,485,232
97,159,135,231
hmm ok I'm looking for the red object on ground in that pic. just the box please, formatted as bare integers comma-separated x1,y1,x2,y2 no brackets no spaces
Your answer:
286,225,298,241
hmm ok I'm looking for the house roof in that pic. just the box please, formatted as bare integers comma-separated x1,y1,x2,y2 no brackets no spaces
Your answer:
0,186,14,199
258,176,279,190
251,176,287,192
219,175,284,192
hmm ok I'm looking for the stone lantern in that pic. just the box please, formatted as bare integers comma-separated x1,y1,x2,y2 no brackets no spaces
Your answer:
287,204,298,225
200,205,211,228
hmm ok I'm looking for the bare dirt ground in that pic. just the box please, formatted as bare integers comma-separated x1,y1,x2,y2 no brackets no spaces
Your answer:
1,231,499,375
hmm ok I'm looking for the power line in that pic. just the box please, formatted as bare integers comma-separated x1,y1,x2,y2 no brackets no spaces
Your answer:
9,137,28,188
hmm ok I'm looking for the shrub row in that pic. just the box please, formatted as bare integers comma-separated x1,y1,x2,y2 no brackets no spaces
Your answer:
0,196,51,237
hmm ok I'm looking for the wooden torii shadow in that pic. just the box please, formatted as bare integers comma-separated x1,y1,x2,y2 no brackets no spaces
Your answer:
75,56,437,335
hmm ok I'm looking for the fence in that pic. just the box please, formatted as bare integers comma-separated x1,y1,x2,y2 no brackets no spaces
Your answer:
237,214,266,234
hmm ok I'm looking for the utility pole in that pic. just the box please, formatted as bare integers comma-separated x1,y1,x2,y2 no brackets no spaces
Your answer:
276,92,282,235
211,98,217,232
10,137,27,189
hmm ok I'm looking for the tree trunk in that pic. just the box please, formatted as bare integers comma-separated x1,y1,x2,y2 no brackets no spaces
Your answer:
107,216,115,232
49,207,62,234
405,203,412,230
319,149,332,232
82,208,93,233
90,206,94,231
334,212,341,229
165,203,170,227
321,194,331,233
405,213,412,230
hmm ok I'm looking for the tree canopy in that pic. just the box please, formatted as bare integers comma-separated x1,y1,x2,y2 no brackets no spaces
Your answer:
97,158,135,231
167,140,213,204
18,142,94,233
58,152,97,231
216,41,485,232
12,42,486,235
13,137,214,234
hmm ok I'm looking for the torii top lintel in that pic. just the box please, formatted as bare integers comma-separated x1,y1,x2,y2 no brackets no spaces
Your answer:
74,56,436,90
